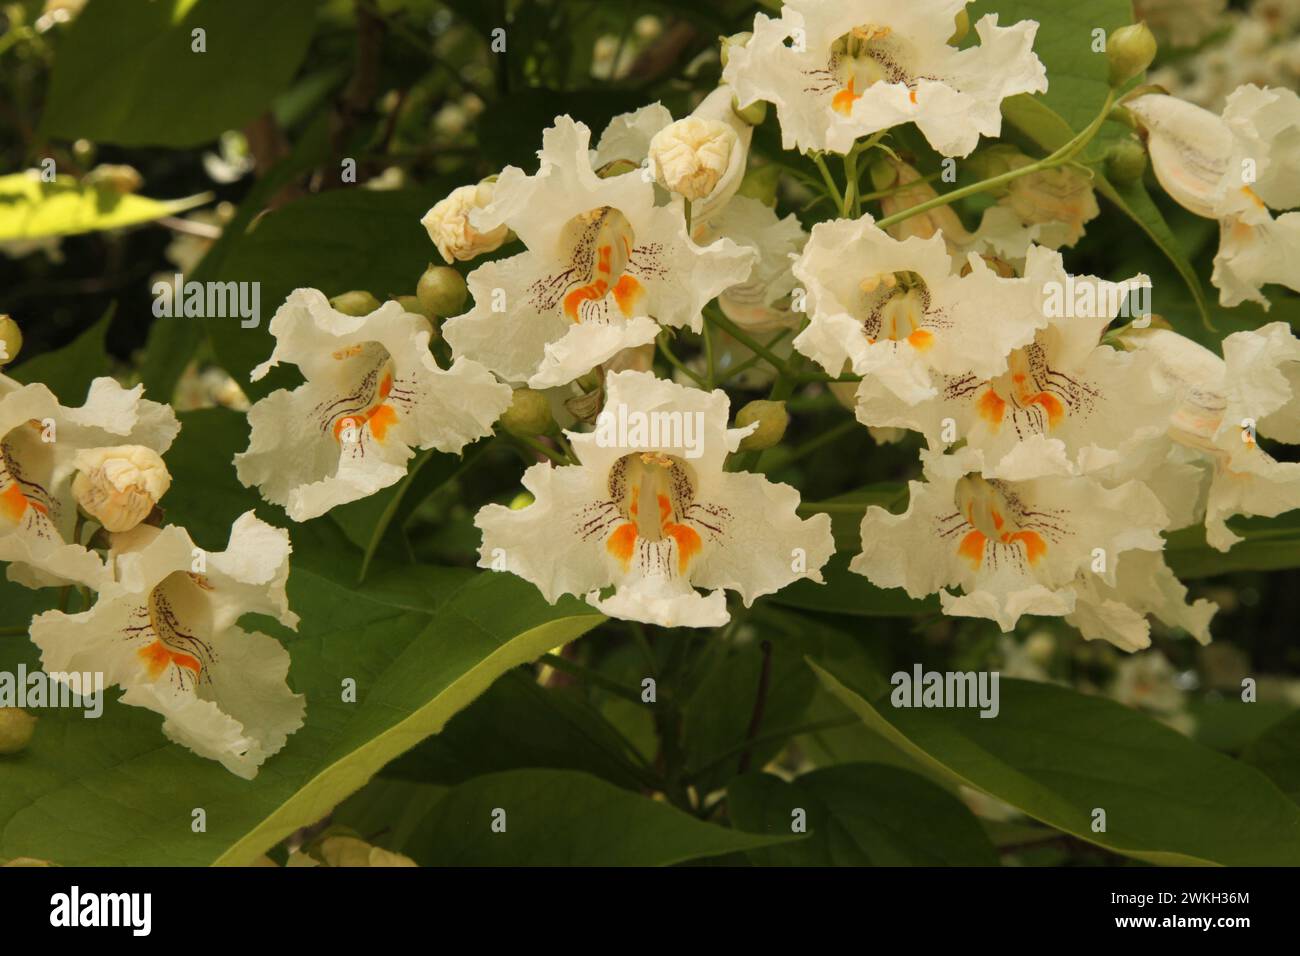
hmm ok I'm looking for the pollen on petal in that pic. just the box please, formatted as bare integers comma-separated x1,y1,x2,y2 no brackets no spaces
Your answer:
607,521,637,569
958,529,986,569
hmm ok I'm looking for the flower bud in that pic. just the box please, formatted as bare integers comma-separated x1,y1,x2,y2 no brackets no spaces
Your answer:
416,264,469,318
1105,138,1148,185
0,708,37,755
328,290,380,316
318,835,418,868
648,118,738,201
735,399,789,451
393,294,434,320
731,95,767,126
719,31,751,68
421,180,510,264
1107,23,1157,87
72,445,171,533
499,388,554,438
0,314,21,366
509,491,535,510
84,163,143,194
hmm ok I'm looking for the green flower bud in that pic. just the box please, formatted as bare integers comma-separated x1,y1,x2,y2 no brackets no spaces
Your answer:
868,158,898,193
1107,23,1157,88
0,314,22,366
84,163,143,194
0,708,37,755
328,290,381,316
416,264,468,318
393,294,434,320
948,6,970,45
719,31,751,68
731,95,767,126
735,399,789,451
499,388,554,438
1105,138,1148,185
736,163,782,206
509,491,535,510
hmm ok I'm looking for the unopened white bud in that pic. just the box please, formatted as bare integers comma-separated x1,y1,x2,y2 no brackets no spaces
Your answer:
72,445,171,532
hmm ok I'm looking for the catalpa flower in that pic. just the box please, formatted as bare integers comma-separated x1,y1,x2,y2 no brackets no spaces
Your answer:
1127,85,1300,306
791,215,1049,404
722,0,1047,156
853,442,1169,632
236,289,511,522
30,512,303,779
442,117,754,389
1066,550,1216,652
1122,323,1300,550
0,374,179,589
852,250,1168,469
476,370,834,627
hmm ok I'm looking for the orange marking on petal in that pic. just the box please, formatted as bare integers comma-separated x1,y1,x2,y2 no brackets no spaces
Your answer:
597,244,613,276
977,389,1006,429
612,274,644,316
656,493,672,524
1027,392,1064,427
991,508,1004,532
378,372,393,400
1006,530,1047,564
0,484,34,522
908,89,918,105
1242,186,1266,209
138,640,201,681
367,404,399,442
832,77,861,115
665,522,702,573
907,329,933,350
563,279,610,322
958,530,986,569
606,522,637,569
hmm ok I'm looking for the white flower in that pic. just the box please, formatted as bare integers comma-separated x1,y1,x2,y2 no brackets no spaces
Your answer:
1066,550,1216,653
1127,85,1300,307
420,181,510,264
723,0,1047,156
0,374,179,589
30,513,303,779
71,445,171,533
700,195,807,333
442,117,755,389
475,370,834,628
236,289,511,522
649,117,738,201
1121,323,1300,550
852,249,1169,471
852,443,1169,632
791,215,1050,404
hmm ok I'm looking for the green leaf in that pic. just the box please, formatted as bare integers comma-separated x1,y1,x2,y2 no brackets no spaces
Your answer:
201,188,444,400
1243,712,1300,804
40,0,320,147
398,769,798,865
0,409,604,866
768,552,940,617
728,763,997,866
0,174,208,241
1166,512,1300,579
7,307,113,403
809,659,1300,865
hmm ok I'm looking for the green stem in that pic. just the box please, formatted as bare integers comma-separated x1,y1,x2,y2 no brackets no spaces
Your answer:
540,653,644,704
510,434,568,466
684,717,859,784
715,327,794,385
875,90,1117,233
811,153,843,210
704,307,801,380
656,332,708,387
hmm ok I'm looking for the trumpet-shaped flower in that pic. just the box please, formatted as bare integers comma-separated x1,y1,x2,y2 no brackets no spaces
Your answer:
1128,85,1300,306
0,374,179,589
852,442,1169,632
791,216,1050,404
442,117,754,389
236,289,511,522
475,370,834,627
723,0,1047,156
1066,550,1216,652
30,512,303,778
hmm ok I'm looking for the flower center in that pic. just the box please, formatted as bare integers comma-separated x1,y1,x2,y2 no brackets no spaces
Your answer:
829,25,913,114
128,571,217,691
859,271,933,348
604,452,703,574
0,422,56,533
557,206,645,323
952,474,1048,569
316,343,409,447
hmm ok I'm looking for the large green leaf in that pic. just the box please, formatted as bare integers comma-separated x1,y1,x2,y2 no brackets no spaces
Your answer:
767,552,940,617
200,188,443,400
398,768,797,865
728,763,997,866
6,308,113,403
1243,712,1300,804
0,174,208,241
40,0,320,147
1166,513,1300,579
809,660,1300,865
